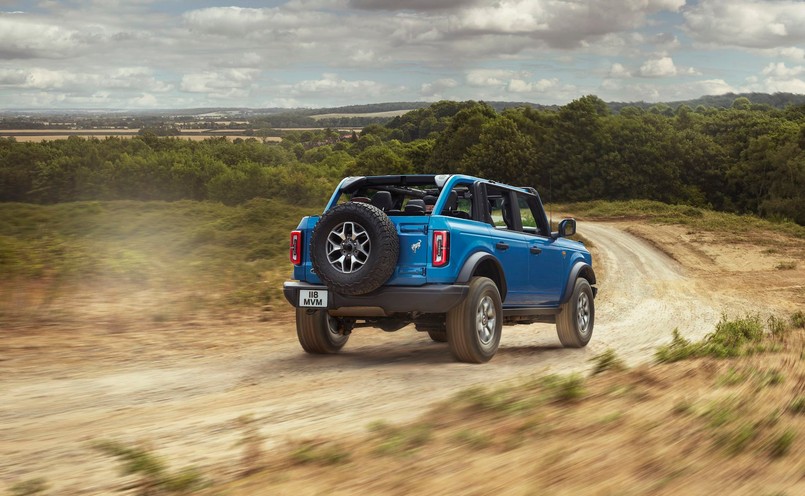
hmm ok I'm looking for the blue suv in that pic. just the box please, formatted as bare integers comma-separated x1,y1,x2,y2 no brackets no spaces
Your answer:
283,174,597,363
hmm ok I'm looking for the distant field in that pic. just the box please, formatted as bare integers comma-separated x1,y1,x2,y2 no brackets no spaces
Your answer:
310,109,413,120
0,129,283,142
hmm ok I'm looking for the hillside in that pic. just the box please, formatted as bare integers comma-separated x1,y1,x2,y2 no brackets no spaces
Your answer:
2,201,803,495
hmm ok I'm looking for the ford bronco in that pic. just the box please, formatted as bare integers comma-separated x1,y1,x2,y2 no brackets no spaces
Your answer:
283,174,596,363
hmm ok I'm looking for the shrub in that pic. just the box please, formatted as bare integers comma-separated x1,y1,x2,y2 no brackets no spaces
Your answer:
589,348,626,374
372,423,432,456
655,329,698,363
92,440,205,495
542,374,586,402
791,311,805,329
703,315,764,357
789,396,805,415
9,478,48,496
291,440,350,465
769,429,795,458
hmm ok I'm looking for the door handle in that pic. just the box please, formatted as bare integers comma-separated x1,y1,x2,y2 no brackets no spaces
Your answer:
530,246,542,255
495,242,509,251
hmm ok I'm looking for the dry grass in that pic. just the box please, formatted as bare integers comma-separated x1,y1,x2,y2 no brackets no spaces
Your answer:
199,318,805,496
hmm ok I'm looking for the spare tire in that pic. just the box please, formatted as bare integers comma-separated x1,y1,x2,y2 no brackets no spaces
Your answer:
310,202,399,296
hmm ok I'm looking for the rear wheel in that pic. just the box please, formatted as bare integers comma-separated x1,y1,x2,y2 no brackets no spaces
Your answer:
296,308,349,354
556,278,594,348
446,277,502,363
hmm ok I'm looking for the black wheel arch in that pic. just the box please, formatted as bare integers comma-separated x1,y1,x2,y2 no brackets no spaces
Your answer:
560,262,597,304
456,252,508,302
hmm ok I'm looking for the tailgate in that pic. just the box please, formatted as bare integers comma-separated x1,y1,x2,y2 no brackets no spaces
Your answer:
386,216,430,286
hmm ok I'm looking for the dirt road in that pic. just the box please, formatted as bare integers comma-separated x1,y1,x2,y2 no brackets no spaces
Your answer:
0,222,779,494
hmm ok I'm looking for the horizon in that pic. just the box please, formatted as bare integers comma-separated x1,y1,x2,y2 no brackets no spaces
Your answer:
3,91,804,115
1,1,804,110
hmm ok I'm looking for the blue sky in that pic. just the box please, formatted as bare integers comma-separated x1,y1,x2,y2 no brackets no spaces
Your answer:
0,0,803,109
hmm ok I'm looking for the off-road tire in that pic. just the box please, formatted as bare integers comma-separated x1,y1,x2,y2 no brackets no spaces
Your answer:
427,330,448,342
296,308,349,354
556,278,594,348
446,277,502,363
310,202,398,296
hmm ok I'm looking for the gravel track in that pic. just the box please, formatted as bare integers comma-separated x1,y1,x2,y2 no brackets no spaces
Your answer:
0,222,756,494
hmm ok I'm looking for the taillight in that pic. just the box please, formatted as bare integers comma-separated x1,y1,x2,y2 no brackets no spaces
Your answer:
432,230,449,267
290,230,303,265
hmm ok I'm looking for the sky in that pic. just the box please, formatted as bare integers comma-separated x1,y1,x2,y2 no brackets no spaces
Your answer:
0,0,804,109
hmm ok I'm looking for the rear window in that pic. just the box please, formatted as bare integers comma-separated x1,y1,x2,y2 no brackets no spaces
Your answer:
336,183,440,215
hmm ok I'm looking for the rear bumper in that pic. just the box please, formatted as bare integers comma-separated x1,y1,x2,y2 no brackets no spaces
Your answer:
283,281,468,314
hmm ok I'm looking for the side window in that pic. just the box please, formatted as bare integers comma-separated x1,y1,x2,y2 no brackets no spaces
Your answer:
515,192,548,236
440,184,474,220
484,185,516,230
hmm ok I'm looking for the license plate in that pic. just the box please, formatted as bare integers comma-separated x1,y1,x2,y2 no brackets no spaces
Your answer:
299,289,328,308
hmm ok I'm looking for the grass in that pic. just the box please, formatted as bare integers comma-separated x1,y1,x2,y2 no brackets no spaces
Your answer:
589,348,626,375
369,421,433,456
191,313,805,495
92,439,205,495
791,311,805,329
789,396,805,415
0,199,315,322
555,199,805,239
775,261,798,270
8,478,49,496
290,440,350,465
541,374,586,402
655,314,782,363
769,429,796,458
452,429,492,449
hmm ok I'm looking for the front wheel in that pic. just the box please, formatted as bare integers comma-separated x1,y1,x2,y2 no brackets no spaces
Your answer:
556,278,595,348
296,308,349,354
446,277,502,363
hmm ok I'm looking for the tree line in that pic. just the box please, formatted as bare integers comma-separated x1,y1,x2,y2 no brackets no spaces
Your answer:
1,96,803,224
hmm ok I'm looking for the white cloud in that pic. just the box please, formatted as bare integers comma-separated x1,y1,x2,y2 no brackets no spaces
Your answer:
609,63,632,79
183,6,332,39
180,69,259,98
0,17,85,58
466,69,516,87
750,62,805,93
600,78,736,102
281,73,394,100
684,0,805,49
420,78,458,98
638,57,677,78
761,62,804,79
0,0,794,109
507,78,558,93
129,93,159,108
0,68,27,85
349,0,479,10
756,47,805,61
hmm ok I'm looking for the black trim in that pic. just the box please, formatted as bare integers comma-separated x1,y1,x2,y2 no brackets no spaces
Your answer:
455,252,508,300
502,307,560,317
283,281,468,314
560,263,597,304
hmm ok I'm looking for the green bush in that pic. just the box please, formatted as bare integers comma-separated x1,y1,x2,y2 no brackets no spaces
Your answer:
791,311,805,329
542,374,586,402
589,348,626,374
655,329,698,363
656,316,770,363
92,440,205,495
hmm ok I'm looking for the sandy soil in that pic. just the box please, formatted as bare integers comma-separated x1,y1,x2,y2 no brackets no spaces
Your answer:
1,222,800,494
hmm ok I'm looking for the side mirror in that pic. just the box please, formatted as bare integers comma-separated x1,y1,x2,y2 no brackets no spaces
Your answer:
557,218,576,238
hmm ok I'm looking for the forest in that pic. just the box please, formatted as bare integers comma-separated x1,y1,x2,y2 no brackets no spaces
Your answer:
1,95,803,224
